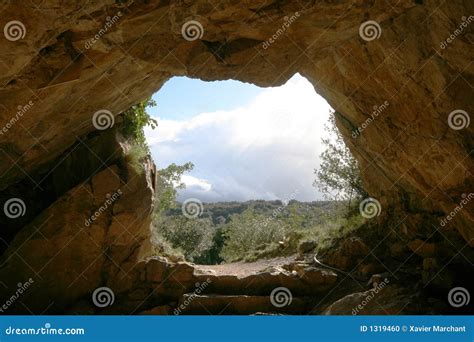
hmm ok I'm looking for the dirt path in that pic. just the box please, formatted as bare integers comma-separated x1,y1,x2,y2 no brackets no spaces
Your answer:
194,255,297,277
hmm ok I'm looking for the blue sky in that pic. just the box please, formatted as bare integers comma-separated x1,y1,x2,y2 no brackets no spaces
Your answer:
148,77,263,121
145,74,334,202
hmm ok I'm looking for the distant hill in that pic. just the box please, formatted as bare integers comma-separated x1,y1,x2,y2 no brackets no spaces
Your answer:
168,200,344,225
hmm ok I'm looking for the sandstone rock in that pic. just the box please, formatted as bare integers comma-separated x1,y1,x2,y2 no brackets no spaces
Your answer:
0,1,471,249
177,294,308,315
0,140,155,313
340,237,369,257
298,240,317,254
297,267,338,287
323,286,411,315
139,306,172,315
389,242,406,256
170,262,196,283
91,165,122,204
145,257,171,283
423,258,438,271
408,239,437,258
358,263,379,276
325,237,370,270
367,273,391,288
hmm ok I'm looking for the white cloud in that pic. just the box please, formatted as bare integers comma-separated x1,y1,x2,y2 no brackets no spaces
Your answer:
180,175,212,192
145,74,333,202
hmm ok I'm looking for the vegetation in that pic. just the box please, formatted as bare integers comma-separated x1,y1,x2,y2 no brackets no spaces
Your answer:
152,199,364,264
313,111,366,207
137,106,367,265
121,97,158,151
155,162,194,214
119,97,158,174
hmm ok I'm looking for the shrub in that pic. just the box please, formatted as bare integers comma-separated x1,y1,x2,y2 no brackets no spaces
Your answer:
154,215,215,263
120,97,157,151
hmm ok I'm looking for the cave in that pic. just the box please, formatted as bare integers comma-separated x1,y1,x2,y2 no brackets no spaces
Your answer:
0,1,472,315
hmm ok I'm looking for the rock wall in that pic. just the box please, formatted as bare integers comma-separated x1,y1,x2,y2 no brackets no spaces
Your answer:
0,131,156,313
0,0,473,313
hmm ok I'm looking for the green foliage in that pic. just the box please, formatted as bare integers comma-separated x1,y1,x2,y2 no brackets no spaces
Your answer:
155,162,194,214
121,97,158,151
314,111,366,205
125,144,148,174
220,207,291,263
219,201,364,263
155,215,215,263
151,234,185,262
152,198,365,264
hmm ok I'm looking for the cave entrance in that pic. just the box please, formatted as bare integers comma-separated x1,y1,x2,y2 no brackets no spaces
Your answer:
144,73,358,266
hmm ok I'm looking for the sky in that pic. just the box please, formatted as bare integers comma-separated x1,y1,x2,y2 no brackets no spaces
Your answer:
145,74,334,203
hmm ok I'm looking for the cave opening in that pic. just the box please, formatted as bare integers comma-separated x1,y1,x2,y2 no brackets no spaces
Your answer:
143,73,364,266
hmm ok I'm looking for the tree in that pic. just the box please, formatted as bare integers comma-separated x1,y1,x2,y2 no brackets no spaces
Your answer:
156,215,215,263
154,162,194,214
314,111,366,207
121,97,158,151
220,208,286,262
